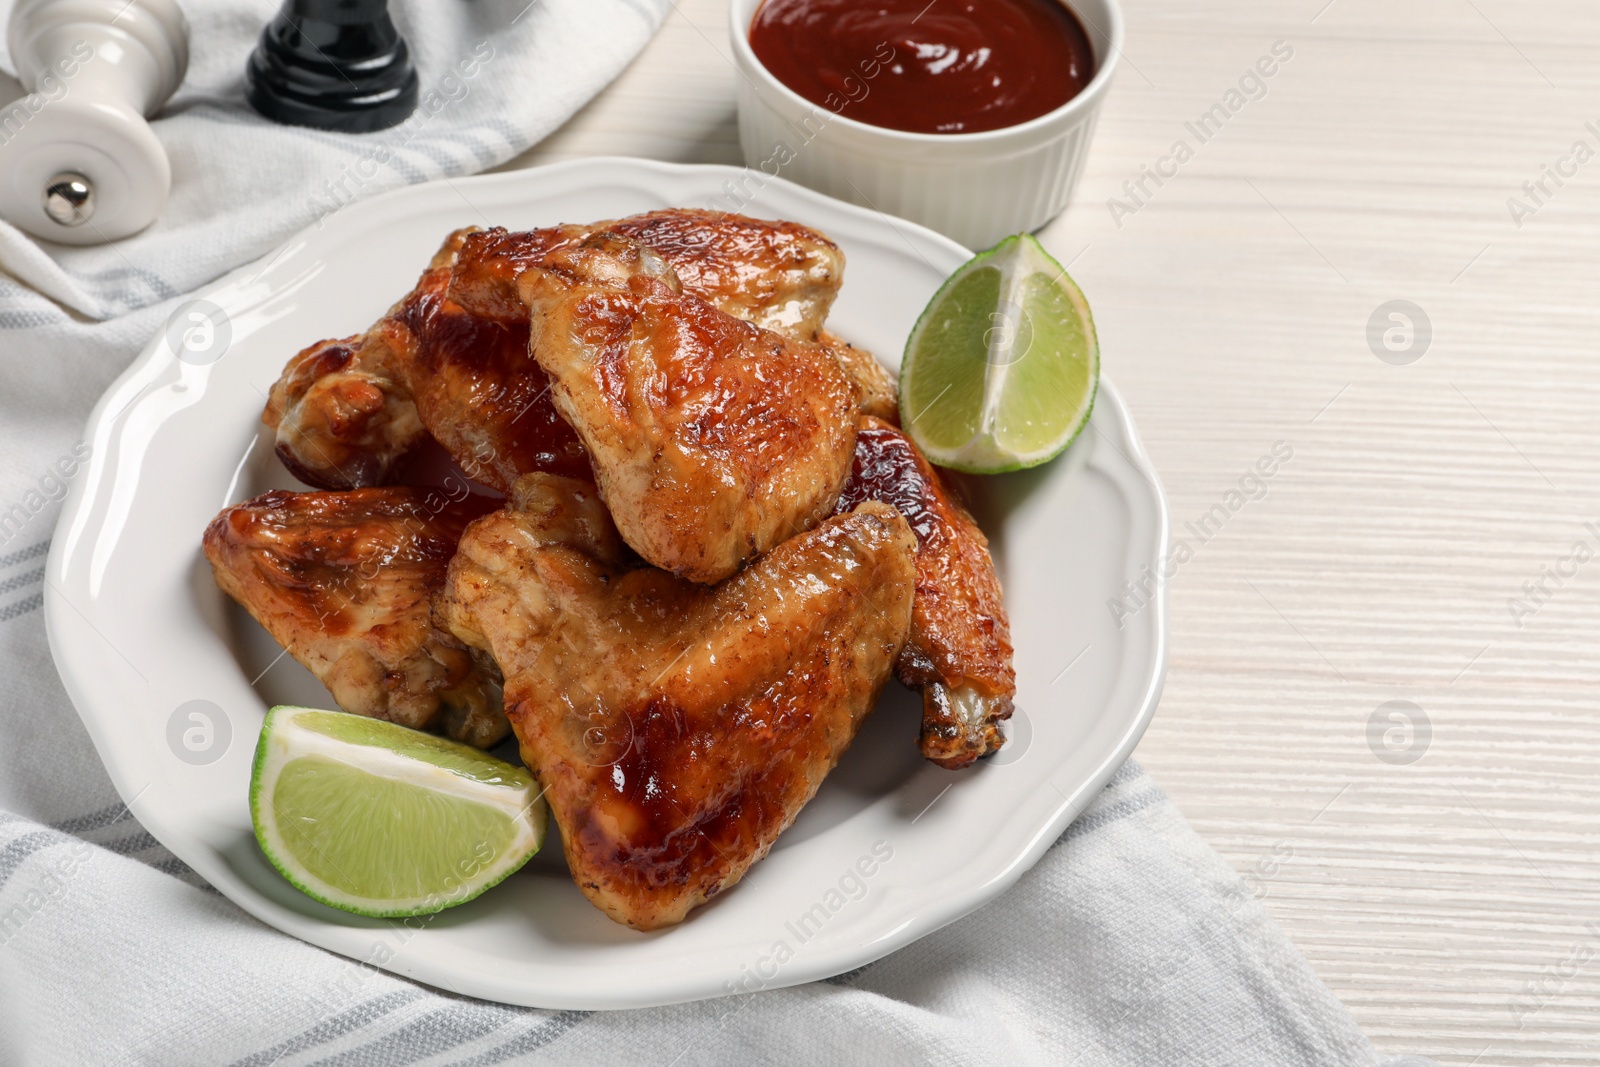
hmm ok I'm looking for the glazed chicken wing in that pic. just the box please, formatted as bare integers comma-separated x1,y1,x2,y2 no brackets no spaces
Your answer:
439,474,916,929
449,209,844,341
264,230,588,492
203,486,509,748
834,418,1015,768
518,233,860,583
451,210,902,417
398,235,590,491
267,212,856,493
262,326,426,490
820,329,899,423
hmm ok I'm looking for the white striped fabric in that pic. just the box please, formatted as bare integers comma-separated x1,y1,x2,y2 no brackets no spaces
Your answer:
0,763,1405,1066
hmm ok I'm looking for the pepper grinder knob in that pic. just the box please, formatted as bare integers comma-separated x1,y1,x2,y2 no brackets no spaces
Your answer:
0,0,189,245
245,0,418,133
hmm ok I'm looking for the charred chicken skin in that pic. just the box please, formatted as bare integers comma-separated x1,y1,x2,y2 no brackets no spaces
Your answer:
438,474,916,929
834,417,1016,768
263,230,588,492
517,233,860,584
203,486,510,748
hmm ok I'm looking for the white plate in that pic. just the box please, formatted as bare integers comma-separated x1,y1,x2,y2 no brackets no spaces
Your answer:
46,158,1168,1010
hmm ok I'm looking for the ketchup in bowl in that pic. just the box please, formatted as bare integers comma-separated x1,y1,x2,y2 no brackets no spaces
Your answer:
748,0,1096,135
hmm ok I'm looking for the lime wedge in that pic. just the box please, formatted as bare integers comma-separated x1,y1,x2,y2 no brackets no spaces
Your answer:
900,234,1099,473
249,706,545,918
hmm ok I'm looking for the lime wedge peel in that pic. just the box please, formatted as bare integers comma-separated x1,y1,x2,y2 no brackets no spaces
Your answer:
900,234,1100,474
250,705,546,918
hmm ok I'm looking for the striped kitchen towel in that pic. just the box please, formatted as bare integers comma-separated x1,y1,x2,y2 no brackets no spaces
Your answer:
0,538,49,625
0,762,1406,1065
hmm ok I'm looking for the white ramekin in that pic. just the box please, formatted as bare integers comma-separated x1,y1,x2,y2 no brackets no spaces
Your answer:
729,0,1121,250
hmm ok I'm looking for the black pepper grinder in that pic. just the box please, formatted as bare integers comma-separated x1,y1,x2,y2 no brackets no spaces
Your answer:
245,0,418,132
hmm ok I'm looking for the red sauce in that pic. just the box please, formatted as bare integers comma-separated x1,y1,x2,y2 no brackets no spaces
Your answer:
749,0,1095,135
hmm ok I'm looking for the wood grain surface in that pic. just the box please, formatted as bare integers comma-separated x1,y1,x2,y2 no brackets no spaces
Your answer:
507,2,1600,1062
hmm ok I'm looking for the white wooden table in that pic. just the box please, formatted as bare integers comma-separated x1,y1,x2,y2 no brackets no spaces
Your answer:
509,3,1600,1062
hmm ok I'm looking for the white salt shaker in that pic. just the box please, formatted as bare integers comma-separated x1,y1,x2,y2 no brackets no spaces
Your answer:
0,0,189,244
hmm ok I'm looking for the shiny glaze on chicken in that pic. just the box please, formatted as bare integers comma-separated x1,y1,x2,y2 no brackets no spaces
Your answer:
264,230,587,492
449,208,844,342
449,211,908,420
518,233,860,583
397,238,590,491
203,486,509,748
439,474,916,929
267,212,873,495
835,417,1015,767
262,330,426,490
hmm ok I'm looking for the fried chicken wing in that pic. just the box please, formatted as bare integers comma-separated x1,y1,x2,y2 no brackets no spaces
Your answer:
821,330,899,423
451,211,896,418
450,209,844,341
263,330,426,490
518,233,860,583
608,209,843,338
397,236,590,491
264,230,588,492
268,214,877,496
424,224,590,330
203,486,510,748
834,418,1015,768
439,474,916,929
